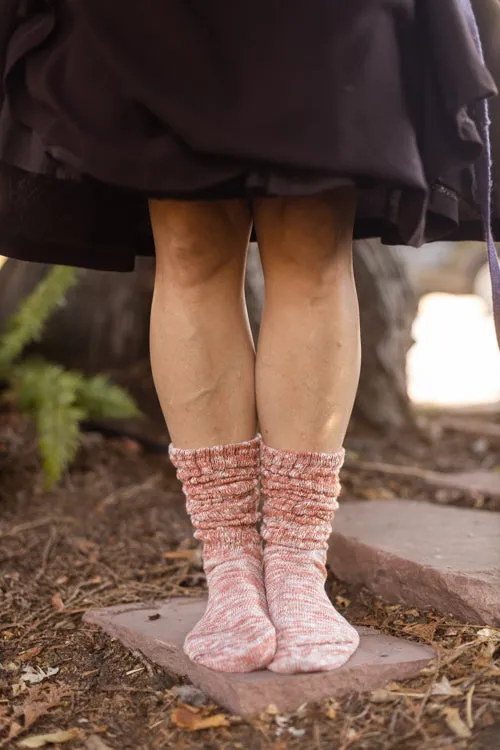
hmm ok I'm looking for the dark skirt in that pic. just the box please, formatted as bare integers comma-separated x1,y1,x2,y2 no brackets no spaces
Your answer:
0,0,497,271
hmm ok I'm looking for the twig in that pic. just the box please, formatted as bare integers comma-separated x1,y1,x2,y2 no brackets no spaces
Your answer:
466,685,475,729
345,459,448,484
1,516,73,538
132,650,155,681
17,610,62,644
414,650,441,722
96,473,162,512
34,527,58,582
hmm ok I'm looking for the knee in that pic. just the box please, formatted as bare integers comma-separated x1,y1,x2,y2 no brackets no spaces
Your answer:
151,200,250,289
157,234,235,289
263,234,355,298
257,190,356,293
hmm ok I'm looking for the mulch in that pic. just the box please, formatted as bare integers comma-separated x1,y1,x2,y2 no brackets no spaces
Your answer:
0,407,499,750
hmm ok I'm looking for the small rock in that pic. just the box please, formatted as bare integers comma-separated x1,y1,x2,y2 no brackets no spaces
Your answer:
173,685,208,707
471,438,489,455
288,728,306,738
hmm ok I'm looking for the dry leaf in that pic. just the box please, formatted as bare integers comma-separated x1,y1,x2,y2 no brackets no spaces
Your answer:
171,705,229,732
21,667,59,685
477,627,500,639
403,622,438,642
442,708,471,739
431,676,462,697
51,594,64,612
8,686,66,742
18,729,81,747
18,649,42,663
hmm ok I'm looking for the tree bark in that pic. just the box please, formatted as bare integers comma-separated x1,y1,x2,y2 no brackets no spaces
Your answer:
352,239,417,431
0,240,417,433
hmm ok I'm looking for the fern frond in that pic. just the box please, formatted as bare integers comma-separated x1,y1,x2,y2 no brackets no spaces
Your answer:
1,266,141,488
37,401,84,489
13,359,85,411
0,266,79,370
12,358,86,488
77,374,140,419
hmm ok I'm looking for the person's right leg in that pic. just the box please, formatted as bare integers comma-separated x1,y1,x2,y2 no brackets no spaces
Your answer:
149,198,275,672
149,199,257,448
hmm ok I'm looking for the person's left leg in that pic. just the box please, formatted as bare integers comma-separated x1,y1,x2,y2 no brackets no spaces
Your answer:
253,189,361,673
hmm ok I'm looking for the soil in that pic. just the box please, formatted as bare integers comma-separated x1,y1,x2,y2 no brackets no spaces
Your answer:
1,406,499,750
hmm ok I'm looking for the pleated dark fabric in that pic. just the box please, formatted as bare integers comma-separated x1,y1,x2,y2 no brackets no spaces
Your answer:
0,0,497,271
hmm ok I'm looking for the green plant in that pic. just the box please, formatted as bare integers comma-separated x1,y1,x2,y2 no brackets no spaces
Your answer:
0,266,140,487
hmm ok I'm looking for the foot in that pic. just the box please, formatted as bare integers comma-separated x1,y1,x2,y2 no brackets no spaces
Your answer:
184,550,276,672
264,547,359,673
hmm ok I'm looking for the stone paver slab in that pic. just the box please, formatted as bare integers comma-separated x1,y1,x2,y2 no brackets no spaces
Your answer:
352,461,500,497
329,500,500,625
428,469,500,496
83,598,434,716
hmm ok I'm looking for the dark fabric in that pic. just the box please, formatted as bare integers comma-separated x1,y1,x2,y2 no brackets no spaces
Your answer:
471,0,500,218
0,0,497,271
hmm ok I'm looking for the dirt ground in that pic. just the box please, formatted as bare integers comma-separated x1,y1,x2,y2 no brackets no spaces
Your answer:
1,406,499,750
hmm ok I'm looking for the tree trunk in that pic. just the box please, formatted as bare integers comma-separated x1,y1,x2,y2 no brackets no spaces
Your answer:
0,240,417,434
352,239,417,431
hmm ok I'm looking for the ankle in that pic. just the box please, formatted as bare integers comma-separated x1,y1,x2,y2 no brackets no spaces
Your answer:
260,441,344,551
169,436,262,553
202,526,262,566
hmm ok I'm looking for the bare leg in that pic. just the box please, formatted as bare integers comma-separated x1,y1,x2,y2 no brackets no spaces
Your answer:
149,199,275,672
254,189,360,452
253,189,361,673
149,199,256,447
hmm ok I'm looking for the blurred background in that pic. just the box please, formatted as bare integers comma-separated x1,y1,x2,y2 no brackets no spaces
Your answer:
398,240,500,409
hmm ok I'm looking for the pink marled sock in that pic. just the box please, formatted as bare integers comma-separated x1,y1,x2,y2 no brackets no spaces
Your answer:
169,437,276,672
261,442,359,674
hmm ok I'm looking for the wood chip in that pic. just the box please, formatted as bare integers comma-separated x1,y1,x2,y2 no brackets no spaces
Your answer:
85,736,113,750
51,594,64,611
442,708,472,739
18,729,81,747
465,686,475,730
171,705,229,732
162,550,199,561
